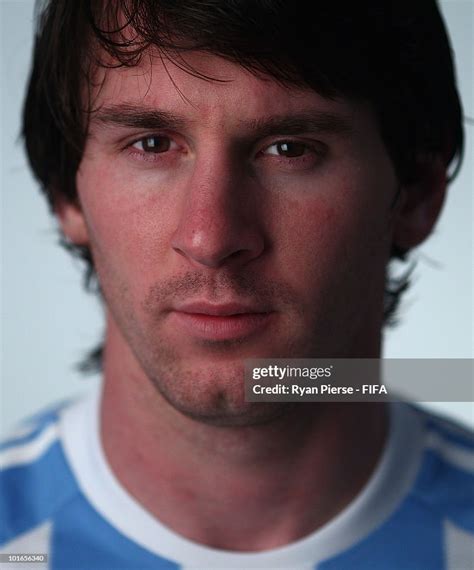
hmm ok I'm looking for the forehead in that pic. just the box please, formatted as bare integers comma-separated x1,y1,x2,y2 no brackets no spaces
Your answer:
88,50,365,133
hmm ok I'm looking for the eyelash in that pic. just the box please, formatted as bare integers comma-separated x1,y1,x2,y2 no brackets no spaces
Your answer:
127,135,181,163
259,140,326,164
125,134,327,168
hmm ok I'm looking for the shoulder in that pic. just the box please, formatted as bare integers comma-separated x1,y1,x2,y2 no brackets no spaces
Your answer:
409,404,474,532
0,400,81,547
415,404,474,480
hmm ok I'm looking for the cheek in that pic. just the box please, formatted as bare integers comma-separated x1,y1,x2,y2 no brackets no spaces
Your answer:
271,175,393,303
77,164,178,292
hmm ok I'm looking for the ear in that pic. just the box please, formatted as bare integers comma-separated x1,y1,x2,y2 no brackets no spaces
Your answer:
393,155,447,250
54,197,90,246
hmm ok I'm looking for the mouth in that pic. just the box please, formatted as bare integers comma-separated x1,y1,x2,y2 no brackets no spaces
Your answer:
170,302,274,341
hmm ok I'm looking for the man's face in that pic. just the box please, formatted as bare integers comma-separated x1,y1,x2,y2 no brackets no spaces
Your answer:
66,52,399,424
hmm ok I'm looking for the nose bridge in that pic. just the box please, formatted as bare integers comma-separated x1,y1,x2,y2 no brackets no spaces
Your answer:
171,144,265,268
188,149,237,216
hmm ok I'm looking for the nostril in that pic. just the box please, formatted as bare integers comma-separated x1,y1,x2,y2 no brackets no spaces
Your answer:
170,172,265,269
172,222,265,269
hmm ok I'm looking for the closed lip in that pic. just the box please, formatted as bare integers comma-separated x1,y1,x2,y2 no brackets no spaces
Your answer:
172,301,271,316
169,301,274,340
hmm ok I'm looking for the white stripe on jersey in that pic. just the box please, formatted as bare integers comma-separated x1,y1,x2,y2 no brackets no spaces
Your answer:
444,520,474,570
426,431,474,474
0,424,59,470
0,521,51,570
2,424,38,442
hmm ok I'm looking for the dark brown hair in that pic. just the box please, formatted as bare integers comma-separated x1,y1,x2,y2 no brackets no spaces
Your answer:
22,0,464,371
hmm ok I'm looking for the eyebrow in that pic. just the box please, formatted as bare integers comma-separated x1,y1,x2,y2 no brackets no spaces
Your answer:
246,112,353,138
92,104,187,131
92,104,353,138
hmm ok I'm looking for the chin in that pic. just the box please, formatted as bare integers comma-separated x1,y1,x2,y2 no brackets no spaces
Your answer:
145,358,292,427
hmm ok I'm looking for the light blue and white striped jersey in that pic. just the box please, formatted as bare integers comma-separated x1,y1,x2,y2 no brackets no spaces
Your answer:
1,387,473,570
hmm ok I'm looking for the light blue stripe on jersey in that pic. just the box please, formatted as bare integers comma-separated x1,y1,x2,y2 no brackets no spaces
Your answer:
0,439,76,543
415,448,474,532
2,399,473,569
0,402,71,452
319,411,474,570
1,422,179,569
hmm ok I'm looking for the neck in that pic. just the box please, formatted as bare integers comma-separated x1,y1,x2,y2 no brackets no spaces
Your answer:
101,318,388,551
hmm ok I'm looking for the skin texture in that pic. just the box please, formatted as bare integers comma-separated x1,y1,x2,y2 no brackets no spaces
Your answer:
57,51,446,549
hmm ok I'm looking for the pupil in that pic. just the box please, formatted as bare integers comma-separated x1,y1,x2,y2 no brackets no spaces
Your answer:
144,137,170,153
278,141,306,157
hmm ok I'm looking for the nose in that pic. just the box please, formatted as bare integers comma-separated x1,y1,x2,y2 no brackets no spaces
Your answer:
171,156,265,269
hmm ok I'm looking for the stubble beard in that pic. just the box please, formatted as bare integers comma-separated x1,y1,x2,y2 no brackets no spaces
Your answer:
118,270,307,427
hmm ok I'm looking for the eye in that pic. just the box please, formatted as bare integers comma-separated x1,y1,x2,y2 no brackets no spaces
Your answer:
131,136,178,153
263,141,311,158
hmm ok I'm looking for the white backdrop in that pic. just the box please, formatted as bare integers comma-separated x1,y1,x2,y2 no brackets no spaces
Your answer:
1,0,473,434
